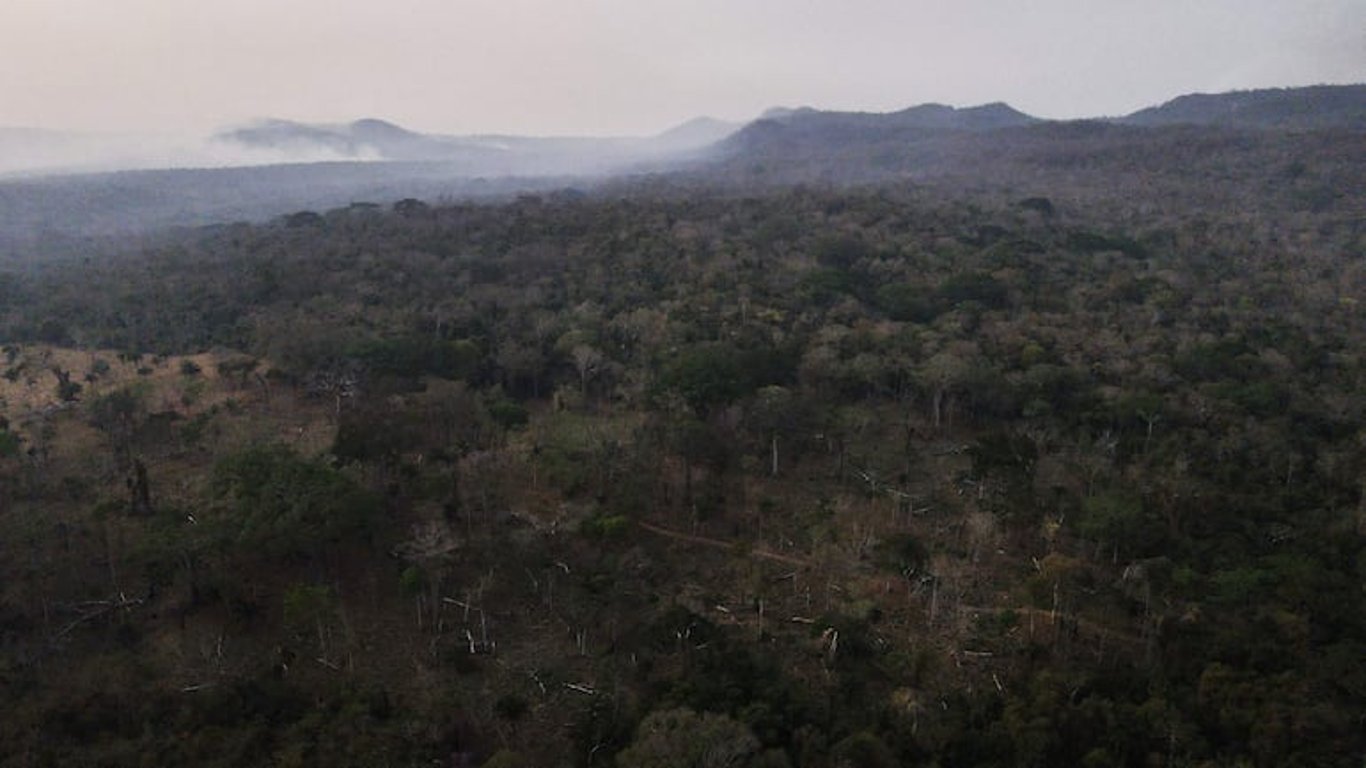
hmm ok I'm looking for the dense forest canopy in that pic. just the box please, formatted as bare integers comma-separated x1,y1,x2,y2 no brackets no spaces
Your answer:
0,89,1364,767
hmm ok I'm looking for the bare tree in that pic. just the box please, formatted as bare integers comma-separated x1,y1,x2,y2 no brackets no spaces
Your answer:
571,344,603,399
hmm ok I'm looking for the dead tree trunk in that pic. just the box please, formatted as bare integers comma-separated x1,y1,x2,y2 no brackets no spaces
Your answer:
128,459,153,516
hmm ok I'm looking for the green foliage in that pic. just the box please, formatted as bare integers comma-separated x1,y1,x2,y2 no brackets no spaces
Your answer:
211,444,379,559
351,336,483,380
968,430,1038,497
179,409,215,444
1211,379,1289,416
89,384,149,432
282,583,332,635
874,283,938,322
215,355,259,382
399,565,427,596
828,731,896,768
658,344,795,414
659,344,750,413
1208,567,1274,606
55,377,83,402
938,271,1009,309
488,399,530,430
1016,196,1055,216
799,269,861,304
1067,230,1148,258
1076,491,1158,556
1174,340,1261,383
581,513,631,538
616,708,760,768
179,377,208,407
0,428,20,458
814,234,874,270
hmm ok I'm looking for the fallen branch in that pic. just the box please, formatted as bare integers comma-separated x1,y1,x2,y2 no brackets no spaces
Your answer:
51,594,145,642
637,521,811,567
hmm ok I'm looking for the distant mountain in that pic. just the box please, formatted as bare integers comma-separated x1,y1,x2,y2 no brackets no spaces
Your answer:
750,101,1038,134
653,117,742,152
886,101,1038,131
711,87,1365,193
1118,84,1366,130
725,85,1364,168
215,118,449,161
6,84,1360,253
718,100,1039,177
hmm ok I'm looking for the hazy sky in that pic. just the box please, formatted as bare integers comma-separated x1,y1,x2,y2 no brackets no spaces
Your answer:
3,0,1363,136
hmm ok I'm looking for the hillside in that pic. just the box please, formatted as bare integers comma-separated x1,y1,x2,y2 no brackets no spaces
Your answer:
1,85,1364,765
1,143,1363,764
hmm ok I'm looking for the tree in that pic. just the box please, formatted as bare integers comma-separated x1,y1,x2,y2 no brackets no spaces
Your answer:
282,582,335,658
0,424,20,459
89,384,149,469
1076,491,1153,560
392,521,460,632
53,367,82,402
211,444,379,560
571,344,604,399
659,344,748,415
749,386,799,476
616,708,760,768
918,344,976,431
829,731,896,768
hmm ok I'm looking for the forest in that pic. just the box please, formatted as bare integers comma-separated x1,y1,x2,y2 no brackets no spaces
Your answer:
0,106,1364,767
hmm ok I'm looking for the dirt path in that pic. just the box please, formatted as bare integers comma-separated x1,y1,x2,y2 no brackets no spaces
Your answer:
637,521,812,568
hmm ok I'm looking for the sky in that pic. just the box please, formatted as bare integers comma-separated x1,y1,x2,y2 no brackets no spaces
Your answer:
2,0,1363,137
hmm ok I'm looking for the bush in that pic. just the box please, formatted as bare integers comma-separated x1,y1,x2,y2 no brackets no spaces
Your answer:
581,513,631,538
938,272,1009,310
489,400,529,430
0,429,20,458
874,534,927,576
615,708,760,768
829,731,897,768
56,378,83,402
875,283,939,322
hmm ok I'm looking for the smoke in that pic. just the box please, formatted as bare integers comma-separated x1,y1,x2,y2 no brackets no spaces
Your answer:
0,129,379,178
